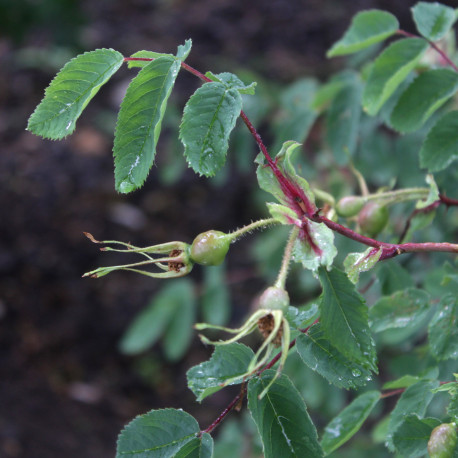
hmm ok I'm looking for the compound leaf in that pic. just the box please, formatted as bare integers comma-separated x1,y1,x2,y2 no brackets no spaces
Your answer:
363,38,428,115
321,390,380,454
114,50,186,193
390,69,458,133
385,380,439,450
318,267,377,371
412,2,457,42
369,288,431,333
180,82,242,176
327,10,399,57
187,343,254,402
116,408,200,457
27,48,124,139
297,324,374,389
428,293,458,360
392,415,441,458
248,371,323,458
420,110,458,172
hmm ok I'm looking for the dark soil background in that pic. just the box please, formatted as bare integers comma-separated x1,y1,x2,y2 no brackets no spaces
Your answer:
1,1,455,456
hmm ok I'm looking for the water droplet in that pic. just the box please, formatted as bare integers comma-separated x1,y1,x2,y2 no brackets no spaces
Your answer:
119,180,136,194
65,121,72,131
352,368,361,377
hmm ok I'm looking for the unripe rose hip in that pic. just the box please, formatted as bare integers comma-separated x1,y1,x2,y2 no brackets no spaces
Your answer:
428,423,457,458
258,286,290,312
190,230,231,266
358,202,389,237
336,196,365,217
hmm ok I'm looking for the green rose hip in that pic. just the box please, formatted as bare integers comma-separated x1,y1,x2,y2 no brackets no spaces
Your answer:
190,230,231,266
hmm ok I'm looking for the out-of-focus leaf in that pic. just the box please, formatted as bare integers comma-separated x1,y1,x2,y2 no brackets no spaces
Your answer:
327,10,399,57
390,69,458,133
363,38,428,115
412,2,457,41
344,246,383,284
369,288,431,333
201,264,230,327
320,390,380,454
420,110,458,172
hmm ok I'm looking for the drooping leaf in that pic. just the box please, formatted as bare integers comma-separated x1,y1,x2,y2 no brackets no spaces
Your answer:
175,433,213,458
412,1,457,42
344,246,383,284
318,267,377,371
248,371,324,458
385,380,439,450
420,110,458,172
27,48,124,139
327,10,399,57
180,82,242,177
363,38,428,116
320,390,380,454
114,46,188,193
119,279,194,355
204,71,257,95
428,293,458,360
392,415,441,458
187,343,255,402
292,220,337,273
201,264,230,326
296,324,374,389
116,408,200,457
369,288,431,333
325,72,362,164
390,69,458,133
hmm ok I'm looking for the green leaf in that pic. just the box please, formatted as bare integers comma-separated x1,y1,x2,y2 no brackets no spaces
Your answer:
272,79,318,152
393,415,441,458
385,380,439,451
27,48,124,139
318,267,377,371
321,390,380,454
204,71,257,95
116,408,200,457
428,293,458,360
114,52,185,193
420,110,458,172
377,262,415,295
187,343,255,402
285,303,320,331
363,38,428,116
325,72,362,164
383,375,421,390
127,50,172,69
119,279,194,355
416,174,440,210
412,2,457,42
344,246,383,284
175,433,213,458
327,10,399,57
248,371,324,458
293,221,337,273
296,324,374,389
266,203,300,225
390,69,458,133
180,82,242,176
201,264,230,326
369,288,431,333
